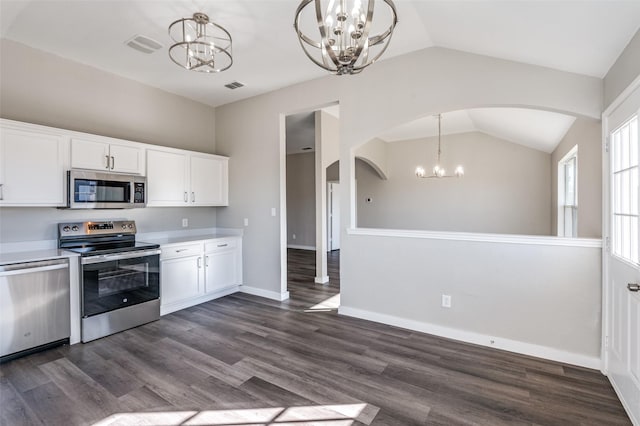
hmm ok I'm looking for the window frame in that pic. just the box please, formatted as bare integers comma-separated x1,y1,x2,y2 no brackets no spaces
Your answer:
558,145,578,238
610,114,639,266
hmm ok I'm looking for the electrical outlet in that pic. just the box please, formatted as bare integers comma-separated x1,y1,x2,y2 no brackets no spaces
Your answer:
292,234,296,240
441,294,452,308
182,218,188,228
244,218,249,227
271,207,277,217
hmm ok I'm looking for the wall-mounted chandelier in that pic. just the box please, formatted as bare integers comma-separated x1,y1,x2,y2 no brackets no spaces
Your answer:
168,12,232,73
415,114,464,179
294,0,398,75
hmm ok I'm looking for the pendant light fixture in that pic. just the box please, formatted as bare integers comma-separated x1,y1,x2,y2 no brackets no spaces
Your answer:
415,114,464,179
168,12,232,73
294,0,398,75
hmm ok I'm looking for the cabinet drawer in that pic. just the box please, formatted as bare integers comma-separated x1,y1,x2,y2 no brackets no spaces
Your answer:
205,238,237,253
161,243,203,260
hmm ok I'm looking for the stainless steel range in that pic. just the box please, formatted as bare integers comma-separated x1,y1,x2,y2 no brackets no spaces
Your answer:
58,220,160,342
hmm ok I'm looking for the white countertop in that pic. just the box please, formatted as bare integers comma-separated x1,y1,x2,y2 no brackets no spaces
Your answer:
142,232,240,246
0,249,79,266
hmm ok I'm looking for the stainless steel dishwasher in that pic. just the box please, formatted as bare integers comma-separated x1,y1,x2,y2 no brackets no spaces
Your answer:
0,258,70,362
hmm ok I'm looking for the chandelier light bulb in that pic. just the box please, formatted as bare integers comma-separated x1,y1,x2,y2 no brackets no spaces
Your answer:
455,165,465,177
415,167,426,178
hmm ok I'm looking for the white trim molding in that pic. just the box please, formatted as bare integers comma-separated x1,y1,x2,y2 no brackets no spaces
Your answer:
314,276,330,284
347,227,602,248
339,305,600,370
240,285,290,301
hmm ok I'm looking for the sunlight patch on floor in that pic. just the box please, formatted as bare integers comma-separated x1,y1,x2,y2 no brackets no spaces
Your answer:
93,403,366,425
304,293,341,313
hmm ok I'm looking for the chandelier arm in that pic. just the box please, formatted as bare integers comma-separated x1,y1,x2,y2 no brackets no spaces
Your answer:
346,0,375,68
314,0,342,69
349,0,398,72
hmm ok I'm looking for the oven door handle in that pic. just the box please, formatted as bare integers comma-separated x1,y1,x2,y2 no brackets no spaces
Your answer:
81,249,161,264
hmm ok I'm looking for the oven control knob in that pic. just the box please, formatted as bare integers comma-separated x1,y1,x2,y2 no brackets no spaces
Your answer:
121,224,127,230
71,225,79,231
128,224,133,229
63,226,70,232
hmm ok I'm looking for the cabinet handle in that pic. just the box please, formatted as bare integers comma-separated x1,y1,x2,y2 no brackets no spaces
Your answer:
629,283,640,292
205,256,209,267
217,243,228,247
105,155,110,169
0,183,3,201
175,248,189,253
111,156,115,170
197,257,202,268
184,192,188,202
192,192,195,203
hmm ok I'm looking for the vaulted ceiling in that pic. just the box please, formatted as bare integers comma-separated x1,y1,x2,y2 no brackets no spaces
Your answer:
2,1,639,109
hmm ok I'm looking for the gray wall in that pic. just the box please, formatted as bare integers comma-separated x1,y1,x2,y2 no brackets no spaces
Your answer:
0,40,219,242
551,118,602,238
356,132,552,235
215,46,603,361
604,29,640,109
286,153,315,248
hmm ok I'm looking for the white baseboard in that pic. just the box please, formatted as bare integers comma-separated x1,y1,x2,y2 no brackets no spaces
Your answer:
240,285,290,301
338,306,601,370
314,276,330,284
287,244,315,251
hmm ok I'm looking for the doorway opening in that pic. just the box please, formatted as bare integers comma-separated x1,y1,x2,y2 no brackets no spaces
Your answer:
283,105,341,312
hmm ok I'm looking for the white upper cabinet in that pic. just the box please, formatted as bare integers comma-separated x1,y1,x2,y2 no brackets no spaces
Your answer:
190,154,228,206
146,149,189,206
71,137,144,174
0,125,69,206
147,148,228,207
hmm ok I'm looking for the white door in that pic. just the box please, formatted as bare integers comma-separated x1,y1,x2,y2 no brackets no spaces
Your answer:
605,90,640,425
327,182,340,251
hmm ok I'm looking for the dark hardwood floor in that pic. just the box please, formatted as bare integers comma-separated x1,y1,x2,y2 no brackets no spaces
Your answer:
0,248,631,425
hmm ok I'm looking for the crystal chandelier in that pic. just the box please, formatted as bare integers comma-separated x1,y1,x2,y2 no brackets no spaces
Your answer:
415,114,464,179
168,12,232,73
294,0,398,75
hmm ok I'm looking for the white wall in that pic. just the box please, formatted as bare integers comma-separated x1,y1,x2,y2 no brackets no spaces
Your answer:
286,153,315,248
551,118,602,238
356,132,552,235
0,40,219,242
215,46,603,364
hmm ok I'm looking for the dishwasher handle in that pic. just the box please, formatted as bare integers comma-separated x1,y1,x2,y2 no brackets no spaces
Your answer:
0,262,68,277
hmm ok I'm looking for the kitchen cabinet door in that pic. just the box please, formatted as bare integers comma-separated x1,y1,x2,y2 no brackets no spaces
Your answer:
160,255,203,306
146,149,189,206
70,138,110,171
108,143,143,174
205,248,238,294
71,138,143,174
190,154,228,206
0,127,68,206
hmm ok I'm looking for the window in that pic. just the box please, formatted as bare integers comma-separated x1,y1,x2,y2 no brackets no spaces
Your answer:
558,145,578,237
611,115,639,265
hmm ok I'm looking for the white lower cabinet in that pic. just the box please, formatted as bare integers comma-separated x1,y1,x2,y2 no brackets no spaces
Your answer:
160,237,242,315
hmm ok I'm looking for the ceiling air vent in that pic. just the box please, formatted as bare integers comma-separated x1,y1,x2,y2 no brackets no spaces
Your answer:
224,81,244,90
125,35,163,54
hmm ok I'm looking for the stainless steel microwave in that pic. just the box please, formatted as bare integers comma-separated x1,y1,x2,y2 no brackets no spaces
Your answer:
66,170,146,209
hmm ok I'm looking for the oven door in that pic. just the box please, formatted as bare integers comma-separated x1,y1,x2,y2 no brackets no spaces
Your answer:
81,249,160,317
